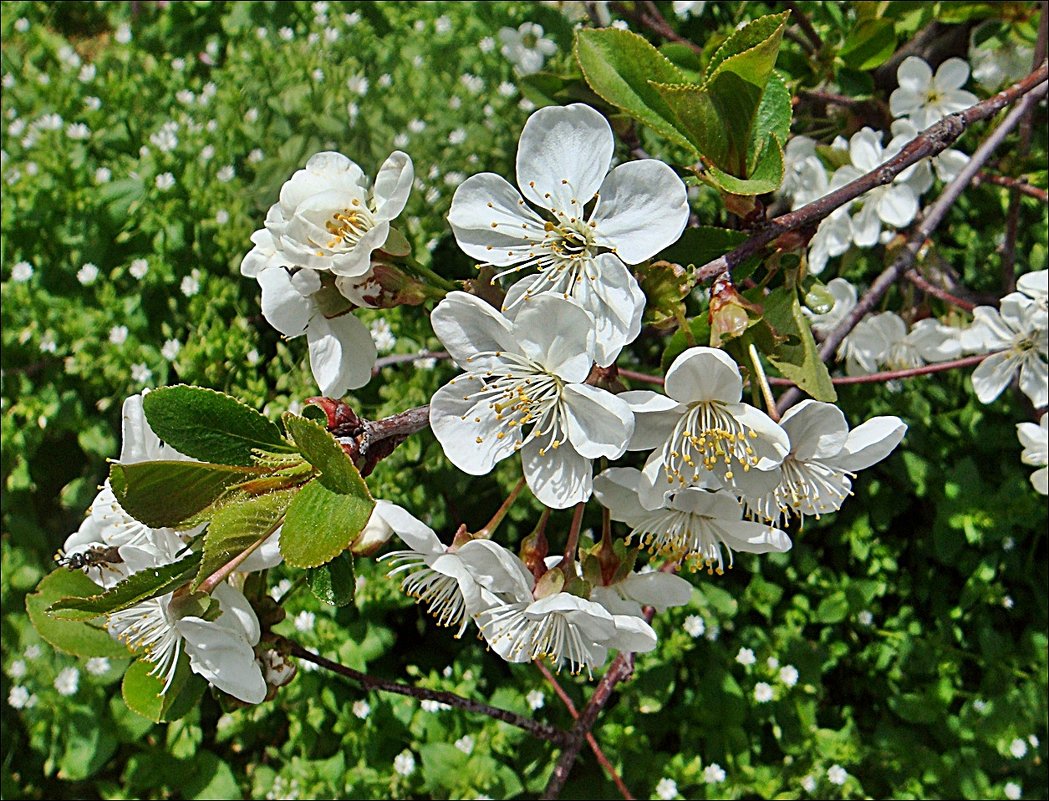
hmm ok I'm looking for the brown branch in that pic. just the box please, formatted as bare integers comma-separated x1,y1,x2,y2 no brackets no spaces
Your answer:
1000,3,1048,293
783,1,823,53
280,638,571,746
766,353,992,386
776,77,1048,413
535,663,636,800
974,172,1048,202
542,653,637,800
904,269,978,311
693,61,1049,284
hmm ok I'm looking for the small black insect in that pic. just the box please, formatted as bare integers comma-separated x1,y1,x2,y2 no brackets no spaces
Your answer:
55,545,124,576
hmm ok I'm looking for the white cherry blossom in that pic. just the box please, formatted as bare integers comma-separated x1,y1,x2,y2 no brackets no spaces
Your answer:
621,347,789,507
1017,414,1047,495
498,22,557,75
428,291,634,508
589,566,693,618
260,150,413,279
890,57,978,128
968,292,1048,407
742,401,907,526
448,104,688,365
594,467,791,573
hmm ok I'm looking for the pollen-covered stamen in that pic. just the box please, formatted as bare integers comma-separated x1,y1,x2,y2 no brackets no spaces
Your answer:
749,457,854,527
479,603,596,676
626,509,735,576
457,351,568,455
383,552,469,637
661,402,760,485
107,597,182,691
488,202,600,283
322,201,376,251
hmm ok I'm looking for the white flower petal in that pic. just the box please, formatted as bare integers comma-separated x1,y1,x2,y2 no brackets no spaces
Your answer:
307,312,376,395
375,500,444,555
516,104,613,216
620,390,686,451
896,57,933,93
664,347,742,404
833,416,907,472
178,616,267,704
448,173,546,266
521,438,592,508
780,400,849,461
562,383,634,459
431,291,516,370
258,268,311,337
372,150,414,222
935,58,971,91
429,376,520,475
971,351,1021,404
590,160,688,263
512,295,595,382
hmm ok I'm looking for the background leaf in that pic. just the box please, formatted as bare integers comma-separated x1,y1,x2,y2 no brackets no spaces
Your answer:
26,570,133,658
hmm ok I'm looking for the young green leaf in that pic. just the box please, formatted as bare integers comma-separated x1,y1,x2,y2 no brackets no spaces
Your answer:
122,654,206,723
839,18,898,71
48,551,202,619
142,385,293,466
762,287,838,402
193,489,297,589
705,134,785,196
280,480,375,569
26,570,134,658
574,27,697,154
306,550,356,606
110,460,259,528
282,413,372,497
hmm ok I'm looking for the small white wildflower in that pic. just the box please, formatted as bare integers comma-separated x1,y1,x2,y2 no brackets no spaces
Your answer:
84,96,102,111
801,774,817,793
8,660,27,679
736,647,756,666
311,68,325,82
344,11,361,25
347,74,369,95
247,148,264,164
1005,782,1023,800
8,686,35,709
519,98,536,112
25,645,42,660
703,763,725,784
655,777,678,800
77,263,99,285
973,698,987,713
479,36,495,53
421,699,442,713
86,657,111,676
246,349,260,366
129,258,148,279
161,339,181,361
754,682,774,703
1010,738,1028,758
15,17,30,33
683,615,705,638
1003,536,1015,551
155,172,175,191
176,89,195,105
216,209,230,224
1,74,14,88
526,689,545,710
827,765,848,786
1002,596,1015,610
369,319,396,353
54,666,80,696
109,325,129,345
200,144,215,163
269,578,292,601
40,333,57,353
170,57,185,71
454,735,474,755
498,81,517,97
130,363,153,384
293,610,316,633
857,610,874,627
779,665,799,688
12,261,33,282
412,354,437,370
435,15,452,34
393,750,416,777
1029,734,1040,748
393,133,409,149
217,165,235,183
94,166,112,183
352,699,370,719
181,273,200,297
766,656,780,669
449,96,462,110
278,26,294,41
66,123,90,140
256,27,268,40
244,108,259,124
448,128,466,145
460,73,484,93
378,73,392,88
408,118,426,134
324,27,339,43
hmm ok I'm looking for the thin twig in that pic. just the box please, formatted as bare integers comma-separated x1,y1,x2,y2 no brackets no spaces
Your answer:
765,353,992,385
783,1,823,53
904,268,978,311
776,79,1048,413
535,663,637,800
974,172,1048,202
1000,3,1048,293
280,638,571,746
692,62,1049,284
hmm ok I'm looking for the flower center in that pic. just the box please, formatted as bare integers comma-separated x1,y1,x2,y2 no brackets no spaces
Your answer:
479,602,598,676
628,507,735,575
323,200,374,251
747,456,854,527
458,352,566,456
661,402,760,485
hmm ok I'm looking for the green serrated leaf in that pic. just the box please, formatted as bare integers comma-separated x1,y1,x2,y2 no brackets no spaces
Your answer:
110,460,259,528
143,385,293,466
762,287,837,402
574,28,697,153
705,134,785,196
839,18,898,71
122,654,206,724
747,72,791,173
280,480,375,569
704,12,790,83
194,489,296,589
283,413,371,496
49,552,202,619
26,570,133,658
307,550,356,606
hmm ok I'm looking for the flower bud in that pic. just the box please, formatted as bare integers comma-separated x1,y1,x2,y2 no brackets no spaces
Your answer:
337,262,434,309
709,273,762,347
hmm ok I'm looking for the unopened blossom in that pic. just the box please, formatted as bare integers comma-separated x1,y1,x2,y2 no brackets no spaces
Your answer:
1017,414,1047,495
968,292,1048,407
449,104,688,365
831,128,919,247
257,150,412,280
745,400,906,526
499,22,557,75
890,57,978,128
429,292,634,508
595,467,791,573
621,347,789,505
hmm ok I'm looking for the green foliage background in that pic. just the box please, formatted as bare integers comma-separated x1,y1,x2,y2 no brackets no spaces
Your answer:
2,2,1046,798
